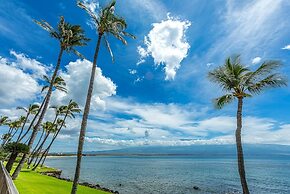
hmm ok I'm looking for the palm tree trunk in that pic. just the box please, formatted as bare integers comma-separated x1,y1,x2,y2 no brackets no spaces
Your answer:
10,128,20,142
71,33,103,194
18,95,47,143
33,113,68,170
28,132,50,167
236,97,249,194
40,150,48,167
12,47,64,180
28,128,45,163
17,112,30,142
6,152,18,173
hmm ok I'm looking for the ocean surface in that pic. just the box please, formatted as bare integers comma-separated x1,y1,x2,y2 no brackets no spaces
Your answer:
45,155,290,194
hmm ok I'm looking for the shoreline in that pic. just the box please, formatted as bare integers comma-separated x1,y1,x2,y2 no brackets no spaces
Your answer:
39,165,119,194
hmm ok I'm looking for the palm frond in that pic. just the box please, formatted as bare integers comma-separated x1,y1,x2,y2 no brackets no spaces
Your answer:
247,74,287,94
214,94,235,109
104,35,114,62
77,1,100,26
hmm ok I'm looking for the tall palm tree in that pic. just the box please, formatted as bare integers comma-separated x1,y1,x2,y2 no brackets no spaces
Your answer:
208,55,286,194
31,121,58,169
12,16,90,180
28,105,62,167
33,100,81,170
18,76,66,144
71,1,135,193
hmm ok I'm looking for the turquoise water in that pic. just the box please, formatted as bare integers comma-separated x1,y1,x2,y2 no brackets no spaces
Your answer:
45,156,290,194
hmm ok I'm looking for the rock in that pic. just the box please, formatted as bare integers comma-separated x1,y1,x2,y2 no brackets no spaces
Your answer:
193,186,200,190
119,183,122,186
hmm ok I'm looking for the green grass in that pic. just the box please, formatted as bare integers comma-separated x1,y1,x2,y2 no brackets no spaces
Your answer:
6,162,109,194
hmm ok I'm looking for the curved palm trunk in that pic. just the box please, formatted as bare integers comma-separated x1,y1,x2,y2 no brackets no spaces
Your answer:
28,132,50,167
71,34,103,194
29,128,45,162
18,95,47,143
40,150,48,167
12,48,64,180
28,114,58,167
10,128,20,142
33,113,69,170
236,97,249,194
17,112,30,142
6,152,18,173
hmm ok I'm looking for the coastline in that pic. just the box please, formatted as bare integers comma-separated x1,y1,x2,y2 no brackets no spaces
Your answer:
39,165,119,194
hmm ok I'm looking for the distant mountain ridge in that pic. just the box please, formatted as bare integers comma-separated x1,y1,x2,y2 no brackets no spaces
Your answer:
82,144,290,158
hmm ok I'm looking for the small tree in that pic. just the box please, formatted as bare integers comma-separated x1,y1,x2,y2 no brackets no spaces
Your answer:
4,142,29,173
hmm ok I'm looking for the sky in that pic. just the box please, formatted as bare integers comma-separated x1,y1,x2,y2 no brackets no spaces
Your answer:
0,0,290,152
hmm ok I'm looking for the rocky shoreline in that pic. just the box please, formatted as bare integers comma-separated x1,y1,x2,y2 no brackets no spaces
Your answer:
40,170,119,194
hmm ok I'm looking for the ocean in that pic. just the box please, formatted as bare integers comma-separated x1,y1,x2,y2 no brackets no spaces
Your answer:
45,155,290,194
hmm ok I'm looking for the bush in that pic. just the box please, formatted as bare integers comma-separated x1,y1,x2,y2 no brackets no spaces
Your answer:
4,142,29,154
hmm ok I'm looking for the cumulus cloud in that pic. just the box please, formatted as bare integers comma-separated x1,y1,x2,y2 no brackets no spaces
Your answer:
251,56,262,64
0,56,40,106
137,14,191,80
10,50,48,78
45,96,290,151
282,44,290,50
51,59,116,110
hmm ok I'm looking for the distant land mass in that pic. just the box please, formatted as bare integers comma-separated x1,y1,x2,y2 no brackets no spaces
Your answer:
50,144,290,159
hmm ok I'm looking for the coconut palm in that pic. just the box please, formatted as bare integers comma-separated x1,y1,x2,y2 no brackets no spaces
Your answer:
16,104,39,142
12,17,89,180
0,116,10,126
27,105,63,167
9,116,26,141
31,121,58,169
4,142,29,173
208,55,286,194
34,100,80,169
2,118,23,146
71,1,135,193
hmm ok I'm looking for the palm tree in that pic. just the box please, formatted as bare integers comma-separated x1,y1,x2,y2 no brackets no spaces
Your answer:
9,116,26,141
31,121,58,169
4,142,29,173
71,1,135,193
208,55,286,194
16,104,39,142
0,116,10,126
12,17,89,180
33,100,81,170
2,118,23,146
28,105,62,167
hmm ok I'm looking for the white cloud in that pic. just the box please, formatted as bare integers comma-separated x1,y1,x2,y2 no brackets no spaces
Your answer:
282,44,290,50
138,14,191,80
251,56,262,64
129,69,137,75
205,0,285,62
44,96,290,151
10,50,48,78
51,59,116,110
0,56,40,106
82,0,99,14
126,0,167,21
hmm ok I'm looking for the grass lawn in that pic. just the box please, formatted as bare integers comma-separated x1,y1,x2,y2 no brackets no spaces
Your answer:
7,163,109,194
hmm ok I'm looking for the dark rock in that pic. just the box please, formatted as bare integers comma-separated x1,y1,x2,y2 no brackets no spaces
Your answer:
119,183,122,186
193,186,200,190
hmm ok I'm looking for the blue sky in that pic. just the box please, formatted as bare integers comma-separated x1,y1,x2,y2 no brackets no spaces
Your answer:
0,0,290,152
